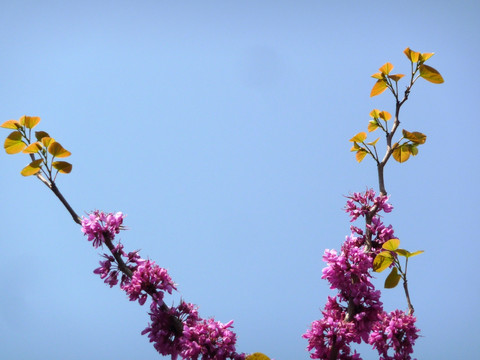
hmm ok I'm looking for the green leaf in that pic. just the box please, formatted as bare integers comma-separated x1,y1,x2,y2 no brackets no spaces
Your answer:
370,79,388,97
48,141,71,158
409,144,419,156
382,238,400,251
373,251,393,272
402,130,427,144
355,149,368,163
22,141,43,154
349,132,367,143
1,120,22,129
52,161,72,174
4,131,26,154
20,159,43,176
419,64,444,84
35,131,50,141
385,267,401,289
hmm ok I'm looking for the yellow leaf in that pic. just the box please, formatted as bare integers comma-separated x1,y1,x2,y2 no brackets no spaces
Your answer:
370,80,388,97
22,141,43,154
1,120,22,129
368,120,379,132
48,141,71,158
350,142,360,151
403,47,420,63
4,131,26,154
402,130,427,144
394,249,409,257
392,145,410,163
373,251,393,272
23,116,41,129
420,52,434,62
388,74,405,82
367,137,379,146
52,161,73,174
20,159,43,176
419,64,444,84
246,353,270,360
385,267,401,289
408,250,424,257
369,109,381,118
356,149,368,163
371,72,384,80
382,238,400,251
349,132,367,143
35,131,50,141
379,62,394,75
379,111,391,121
41,137,55,147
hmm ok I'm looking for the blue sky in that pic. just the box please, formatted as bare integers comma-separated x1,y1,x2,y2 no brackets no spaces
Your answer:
1,1,479,359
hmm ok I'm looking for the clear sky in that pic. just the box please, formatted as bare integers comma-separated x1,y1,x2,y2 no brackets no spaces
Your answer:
1,1,479,359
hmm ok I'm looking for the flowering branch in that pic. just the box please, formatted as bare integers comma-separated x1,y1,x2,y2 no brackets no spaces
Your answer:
2,117,246,359
305,48,443,360
3,47,443,360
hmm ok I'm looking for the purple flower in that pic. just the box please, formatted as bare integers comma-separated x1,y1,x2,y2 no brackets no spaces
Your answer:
81,211,125,248
123,260,176,305
305,190,415,359
93,254,119,287
369,310,419,360
142,301,195,359
180,318,245,360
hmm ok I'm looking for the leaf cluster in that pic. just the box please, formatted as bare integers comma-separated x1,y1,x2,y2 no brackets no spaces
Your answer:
372,239,423,289
350,47,443,165
2,116,73,181
370,47,443,98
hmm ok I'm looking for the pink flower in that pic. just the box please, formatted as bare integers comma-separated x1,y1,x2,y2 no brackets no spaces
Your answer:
142,301,200,359
123,260,176,305
368,310,419,360
81,211,125,248
180,318,245,360
93,254,119,287
305,190,411,359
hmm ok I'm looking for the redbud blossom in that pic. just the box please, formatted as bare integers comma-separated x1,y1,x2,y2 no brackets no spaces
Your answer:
304,190,419,359
81,210,124,247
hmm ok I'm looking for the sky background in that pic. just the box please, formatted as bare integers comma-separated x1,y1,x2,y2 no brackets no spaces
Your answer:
1,1,479,359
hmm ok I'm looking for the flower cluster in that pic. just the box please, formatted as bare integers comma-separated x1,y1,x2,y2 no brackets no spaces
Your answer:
181,318,244,360
304,296,362,360
304,190,419,359
84,211,244,360
345,189,393,222
142,300,245,360
123,259,176,305
369,310,419,360
81,210,124,248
